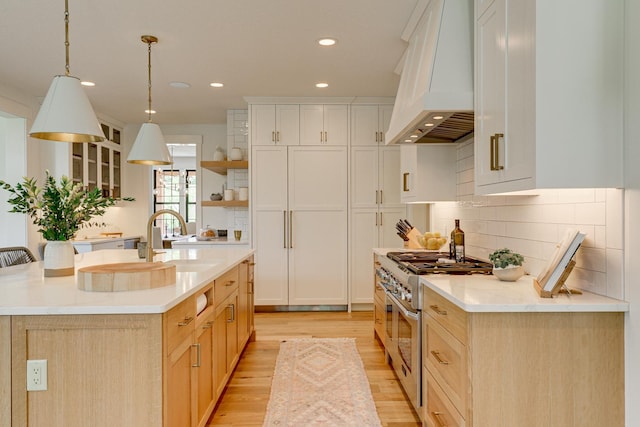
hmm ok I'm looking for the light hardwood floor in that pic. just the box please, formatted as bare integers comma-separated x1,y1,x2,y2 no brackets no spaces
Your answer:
206,311,421,427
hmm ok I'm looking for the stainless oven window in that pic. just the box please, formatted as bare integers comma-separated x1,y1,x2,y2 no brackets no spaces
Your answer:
397,312,413,372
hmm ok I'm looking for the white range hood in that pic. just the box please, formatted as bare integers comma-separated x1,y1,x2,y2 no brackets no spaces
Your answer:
386,0,474,145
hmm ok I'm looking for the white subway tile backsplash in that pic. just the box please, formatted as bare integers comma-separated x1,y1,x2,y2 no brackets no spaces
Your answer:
430,139,624,299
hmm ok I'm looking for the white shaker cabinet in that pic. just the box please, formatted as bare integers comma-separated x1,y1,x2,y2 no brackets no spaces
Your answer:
300,104,349,145
400,143,457,203
251,104,300,146
252,145,348,306
351,104,393,146
474,0,623,194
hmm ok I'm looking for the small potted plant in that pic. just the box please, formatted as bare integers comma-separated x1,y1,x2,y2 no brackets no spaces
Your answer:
0,171,132,276
489,248,525,281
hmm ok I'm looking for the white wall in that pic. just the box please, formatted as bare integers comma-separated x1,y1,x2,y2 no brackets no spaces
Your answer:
430,138,624,299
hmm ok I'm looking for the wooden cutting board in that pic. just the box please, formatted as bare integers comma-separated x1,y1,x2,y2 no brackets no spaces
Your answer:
77,262,177,292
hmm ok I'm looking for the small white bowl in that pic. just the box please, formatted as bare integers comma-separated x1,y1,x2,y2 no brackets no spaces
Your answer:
493,265,524,281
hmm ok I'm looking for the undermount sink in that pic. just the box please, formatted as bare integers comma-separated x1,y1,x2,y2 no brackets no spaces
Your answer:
164,259,217,272
77,262,177,291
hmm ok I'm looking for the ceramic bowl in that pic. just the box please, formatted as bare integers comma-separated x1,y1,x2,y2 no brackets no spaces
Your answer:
493,265,524,281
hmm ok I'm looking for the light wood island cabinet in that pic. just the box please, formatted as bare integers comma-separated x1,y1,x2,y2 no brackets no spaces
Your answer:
422,286,624,427
5,251,255,427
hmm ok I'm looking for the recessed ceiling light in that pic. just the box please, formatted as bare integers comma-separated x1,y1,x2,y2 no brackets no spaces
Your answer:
210,82,224,88
433,115,444,120
144,109,157,114
169,81,191,88
410,134,418,138
318,38,337,46
81,81,95,87
424,123,434,127
404,139,413,143
315,82,329,88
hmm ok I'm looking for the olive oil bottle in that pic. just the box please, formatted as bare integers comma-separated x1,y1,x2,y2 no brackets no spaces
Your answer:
452,219,465,262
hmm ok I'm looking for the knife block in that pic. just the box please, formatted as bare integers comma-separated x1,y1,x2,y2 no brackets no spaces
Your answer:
404,227,424,249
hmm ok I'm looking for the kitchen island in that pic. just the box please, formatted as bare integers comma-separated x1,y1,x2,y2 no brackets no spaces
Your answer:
0,247,255,427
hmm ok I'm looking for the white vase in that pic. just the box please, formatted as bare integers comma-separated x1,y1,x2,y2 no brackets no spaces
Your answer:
43,240,75,277
493,265,524,282
229,147,243,161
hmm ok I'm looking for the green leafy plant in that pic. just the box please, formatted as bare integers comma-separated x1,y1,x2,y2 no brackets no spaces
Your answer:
0,171,133,241
489,248,524,269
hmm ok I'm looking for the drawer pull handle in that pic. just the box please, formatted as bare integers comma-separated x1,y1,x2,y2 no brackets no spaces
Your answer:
202,321,213,330
432,411,448,427
225,280,236,287
429,304,447,315
431,350,449,365
177,316,194,326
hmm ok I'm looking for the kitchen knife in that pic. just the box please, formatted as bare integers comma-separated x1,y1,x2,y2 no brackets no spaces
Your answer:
402,219,413,229
397,232,409,241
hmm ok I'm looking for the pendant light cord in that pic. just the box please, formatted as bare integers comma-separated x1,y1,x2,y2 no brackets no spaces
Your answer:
64,0,70,76
147,40,152,122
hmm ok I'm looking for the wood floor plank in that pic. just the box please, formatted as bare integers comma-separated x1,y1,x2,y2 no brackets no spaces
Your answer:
206,311,421,426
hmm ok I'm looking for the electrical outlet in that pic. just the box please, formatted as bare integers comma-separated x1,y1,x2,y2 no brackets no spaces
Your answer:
26,359,47,391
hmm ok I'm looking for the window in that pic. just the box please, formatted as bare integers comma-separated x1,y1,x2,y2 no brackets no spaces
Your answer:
153,169,196,237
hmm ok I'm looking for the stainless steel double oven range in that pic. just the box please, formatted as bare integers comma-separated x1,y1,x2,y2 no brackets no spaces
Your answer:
375,250,493,413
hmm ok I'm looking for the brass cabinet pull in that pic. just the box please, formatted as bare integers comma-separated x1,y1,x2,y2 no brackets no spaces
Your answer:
431,350,450,365
248,280,254,294
375,131,379,143
324,131,328,143
272,131,276,142
432,411,448,427
283,210,287,248
227,304,235,322
178,316,194,326
375,190,379,205
289,210,293,248
403,173,409,191
429,304,447,315
375,212,378,226
320,131,324,143
490,133,504,171
379,190,383,204
276,131,280,142
379,212,382,226
202,321,213,330
192,343,201,368
225,280,235,287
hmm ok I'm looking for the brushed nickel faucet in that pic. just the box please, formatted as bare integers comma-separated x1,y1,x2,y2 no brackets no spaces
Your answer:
146,209,188,262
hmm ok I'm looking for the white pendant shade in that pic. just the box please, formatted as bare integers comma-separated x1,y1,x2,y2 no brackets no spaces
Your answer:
127,122,171,165
29,75,105,143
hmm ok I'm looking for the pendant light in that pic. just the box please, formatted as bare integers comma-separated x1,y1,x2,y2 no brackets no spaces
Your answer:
127,35,171,165
29,0,105,143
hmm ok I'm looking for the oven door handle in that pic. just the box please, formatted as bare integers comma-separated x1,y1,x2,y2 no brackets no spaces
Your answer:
386,292,419,321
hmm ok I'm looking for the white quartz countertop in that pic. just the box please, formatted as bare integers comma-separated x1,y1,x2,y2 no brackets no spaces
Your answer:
0,247,254,316
421,274,629,312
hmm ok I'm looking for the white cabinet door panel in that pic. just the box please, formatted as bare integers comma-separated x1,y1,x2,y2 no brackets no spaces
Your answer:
299,105,324,145
276,105,300,146
253,210,289,305
251,146,287,210
251,105,277,146
351,147,378,208
380,146,401,206
350,210,378,304
351,105,379,146
323,105,349,146
288,210,347,305
288,147,347,210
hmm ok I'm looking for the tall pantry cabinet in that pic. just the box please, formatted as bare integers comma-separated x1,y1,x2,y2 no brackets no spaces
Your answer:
350,105,405,305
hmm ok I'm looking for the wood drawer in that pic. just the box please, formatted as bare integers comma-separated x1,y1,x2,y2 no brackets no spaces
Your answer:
424,370,465,427
424,287,467,344
425,315,467,415
214,266,239,306
374,281,386,304
164,296,196,355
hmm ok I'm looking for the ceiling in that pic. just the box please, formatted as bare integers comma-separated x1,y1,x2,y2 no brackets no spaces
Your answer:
0,0,418,126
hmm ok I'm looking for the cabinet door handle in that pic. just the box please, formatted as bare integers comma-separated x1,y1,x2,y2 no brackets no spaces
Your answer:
227,304,235,322
375,212,378,226
225,280,235,287
272,131,276,143
430,350,450,365
177,316,194,326
429,304,447,315
375,190,379,204
375,131,379,143
432,411,448,427
276,131,280,142
289,210,293,248
248,280,254,294
403,173,410,192
202,321,213,330
324,131,328,143
491,133,504,171
192,343,201,368
283,210,287,249
379,190,383,204
379,212,382,226
320,131,324,143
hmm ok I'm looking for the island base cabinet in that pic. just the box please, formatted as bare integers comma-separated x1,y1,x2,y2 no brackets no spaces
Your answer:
166,336,194,427
11,314,163,427
214,291,239,398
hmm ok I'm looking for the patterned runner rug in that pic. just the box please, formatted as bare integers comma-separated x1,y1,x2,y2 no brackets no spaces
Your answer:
263,338,382,426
